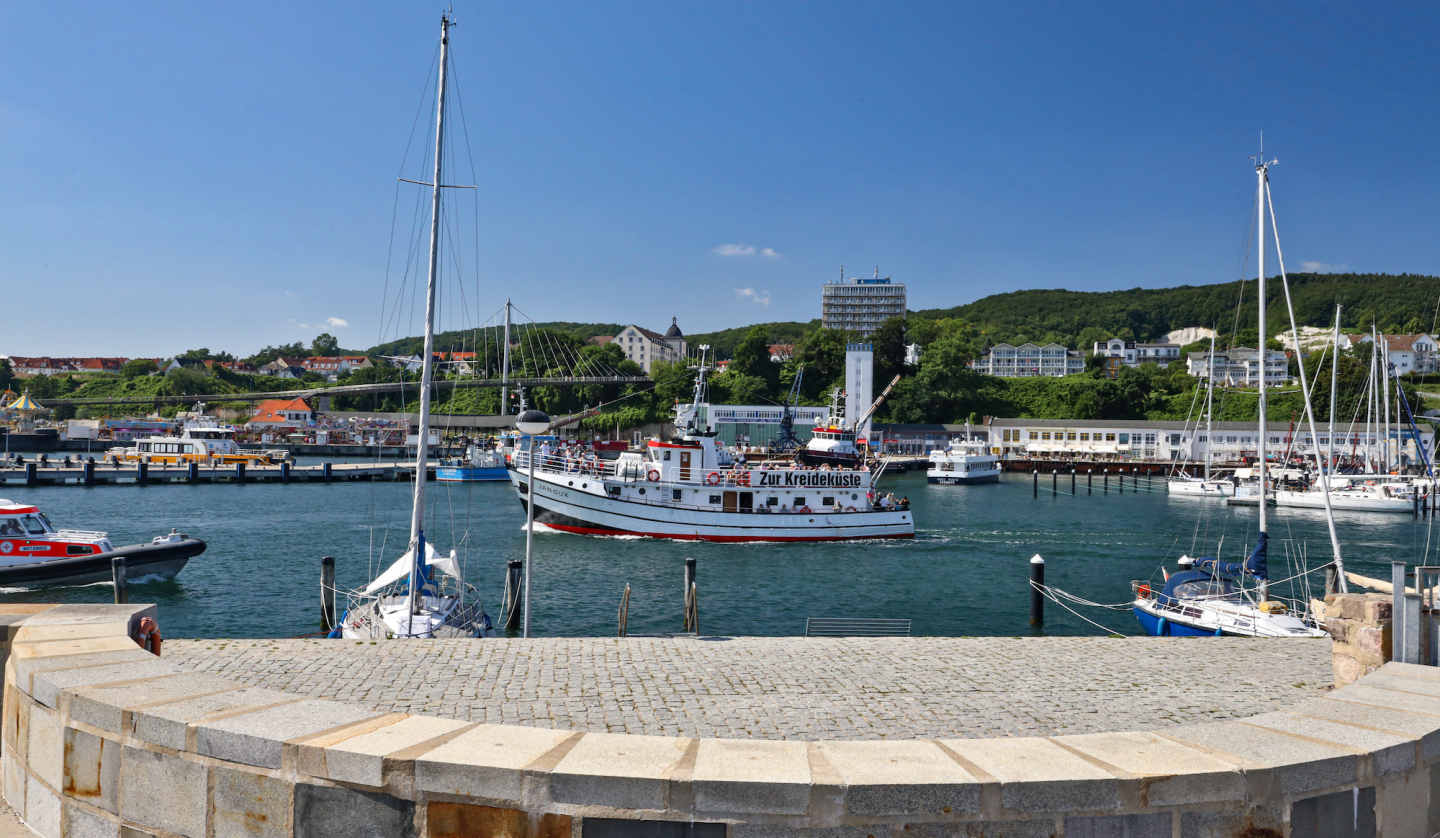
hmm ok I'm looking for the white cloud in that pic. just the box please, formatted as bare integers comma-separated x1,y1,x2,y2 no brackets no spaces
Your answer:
760,247,782,258
735,288,771,306
283,290,298,297
298,323,310,329
1300,261,1349,273
323,317,349,328
712,244,756,257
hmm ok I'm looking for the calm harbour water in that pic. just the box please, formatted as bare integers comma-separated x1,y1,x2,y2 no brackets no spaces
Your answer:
0,462,1432,639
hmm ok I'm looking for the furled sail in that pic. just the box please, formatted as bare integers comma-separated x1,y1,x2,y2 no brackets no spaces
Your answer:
363,542,461,594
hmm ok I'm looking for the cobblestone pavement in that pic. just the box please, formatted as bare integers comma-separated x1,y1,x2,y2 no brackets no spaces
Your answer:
165,636,1332,740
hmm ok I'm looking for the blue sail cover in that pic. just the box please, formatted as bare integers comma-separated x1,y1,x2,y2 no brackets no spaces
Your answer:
1194,532,1267,581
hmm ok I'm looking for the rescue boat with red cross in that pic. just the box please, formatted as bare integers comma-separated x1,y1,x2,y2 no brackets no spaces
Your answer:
507,350,914,542
0,499,206,587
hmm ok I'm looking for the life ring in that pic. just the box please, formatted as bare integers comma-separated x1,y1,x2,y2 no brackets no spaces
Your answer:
705,472,721,486
132,616,162,656
1138,584,1151,598
646,469,660,482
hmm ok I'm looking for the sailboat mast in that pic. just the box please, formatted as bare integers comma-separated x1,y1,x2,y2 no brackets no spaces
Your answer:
407,12,452,613
501,299,512,415
1329,305,1340,472
1205,333,1214,481
1381,331,1392,472
1255,160,1268,555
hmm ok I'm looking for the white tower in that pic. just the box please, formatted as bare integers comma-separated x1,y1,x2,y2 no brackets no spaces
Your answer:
845,343,874,440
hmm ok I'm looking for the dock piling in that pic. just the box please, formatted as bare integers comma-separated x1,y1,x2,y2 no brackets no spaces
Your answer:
683,558,697,631
1029,555,1044,626
1071,469,1076,494
1051,471,1057,495
1087,469,1093,494
502,560,523,631
281,461,291,483
1103,469,1109,493
24,463,35,486
618,583,630,637
235,462,246,483
187,463,198,484
323,462,332,483
111,557,128,604
321,556,336,632
83,461,94,485
1033,470,1038,497
136,462,147,486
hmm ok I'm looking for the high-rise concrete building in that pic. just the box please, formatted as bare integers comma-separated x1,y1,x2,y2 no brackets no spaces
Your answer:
821,270,906,336
845,343,874,438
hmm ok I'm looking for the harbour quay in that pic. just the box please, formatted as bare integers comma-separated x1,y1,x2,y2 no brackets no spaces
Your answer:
5,601,1440,837
0,460,414,486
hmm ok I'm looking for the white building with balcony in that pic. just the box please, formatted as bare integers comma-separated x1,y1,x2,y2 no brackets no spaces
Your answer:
1185,348,1291,386
969,343,1085,378
1339,333,1440,375
1092,338,1183,367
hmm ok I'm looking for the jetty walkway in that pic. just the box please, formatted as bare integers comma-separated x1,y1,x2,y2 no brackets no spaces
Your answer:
165,635,1332,740
0,460,419,486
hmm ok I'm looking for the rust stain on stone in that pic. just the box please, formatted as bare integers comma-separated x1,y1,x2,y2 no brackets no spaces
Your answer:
428,802,571,838
61,736,101,799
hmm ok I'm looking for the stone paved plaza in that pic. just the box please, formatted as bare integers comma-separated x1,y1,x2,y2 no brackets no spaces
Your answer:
165,636,1333,740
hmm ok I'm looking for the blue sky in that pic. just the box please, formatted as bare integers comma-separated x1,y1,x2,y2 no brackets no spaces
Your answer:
3,2,1437,357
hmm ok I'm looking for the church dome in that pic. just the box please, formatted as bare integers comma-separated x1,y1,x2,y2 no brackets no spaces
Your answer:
665,317,683,338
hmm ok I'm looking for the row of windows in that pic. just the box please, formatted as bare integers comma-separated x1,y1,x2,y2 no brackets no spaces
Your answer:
999,430,1412,446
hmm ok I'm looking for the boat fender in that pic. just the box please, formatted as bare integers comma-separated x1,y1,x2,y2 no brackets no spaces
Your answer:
646,469,660,482
705,472,721,486
132,617,162,656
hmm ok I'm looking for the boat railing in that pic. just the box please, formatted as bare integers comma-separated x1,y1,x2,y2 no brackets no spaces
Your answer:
53,529,108,540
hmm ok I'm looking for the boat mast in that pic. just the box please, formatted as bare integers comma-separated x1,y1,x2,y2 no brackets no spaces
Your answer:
1205,332,1215,481
407,11,452,619
1377,326,1388,472
501,299,512,415
1255,156,1268,599
1329,305,1340,473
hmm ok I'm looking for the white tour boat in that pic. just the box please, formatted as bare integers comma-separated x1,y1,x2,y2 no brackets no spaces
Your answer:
508,354,914,542
106,406,289,465
926,436,1000,485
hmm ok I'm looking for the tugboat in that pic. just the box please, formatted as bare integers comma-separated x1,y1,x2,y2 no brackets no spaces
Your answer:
0,499,206,587
508,350,914,542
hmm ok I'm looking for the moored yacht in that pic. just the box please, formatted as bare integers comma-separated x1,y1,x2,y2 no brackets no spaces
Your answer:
508,352,914,542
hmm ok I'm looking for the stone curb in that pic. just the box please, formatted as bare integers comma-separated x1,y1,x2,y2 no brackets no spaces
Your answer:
1,604,1437,837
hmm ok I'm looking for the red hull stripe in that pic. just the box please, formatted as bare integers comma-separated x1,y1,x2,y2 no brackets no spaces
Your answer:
540,523,913,543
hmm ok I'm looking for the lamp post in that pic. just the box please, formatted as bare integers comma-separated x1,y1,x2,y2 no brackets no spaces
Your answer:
515,408,551,638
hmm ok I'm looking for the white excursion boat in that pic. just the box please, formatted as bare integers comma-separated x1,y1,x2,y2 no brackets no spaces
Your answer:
926,437,1000,485
106,406,290,465
508,354,914,542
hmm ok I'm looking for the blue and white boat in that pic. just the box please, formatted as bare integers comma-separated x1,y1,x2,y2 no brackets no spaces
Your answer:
1132,539,1324,638
436,445,509,482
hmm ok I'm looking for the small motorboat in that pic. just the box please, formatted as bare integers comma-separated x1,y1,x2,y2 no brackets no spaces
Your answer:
0,499,206,587
435,444,509,482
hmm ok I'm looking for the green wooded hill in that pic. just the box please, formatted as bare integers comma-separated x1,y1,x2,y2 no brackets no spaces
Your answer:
917,272,1440,350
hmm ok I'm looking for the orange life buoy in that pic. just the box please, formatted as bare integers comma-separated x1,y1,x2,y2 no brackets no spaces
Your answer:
132,616,162,656
646,469,660,482
705,472,721,486
1138,584,1151,598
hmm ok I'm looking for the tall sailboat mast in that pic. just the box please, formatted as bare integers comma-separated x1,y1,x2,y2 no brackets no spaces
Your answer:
1255,156,1268,601
1329,305,1340,473
407,12,453,615
1205,332,1215,481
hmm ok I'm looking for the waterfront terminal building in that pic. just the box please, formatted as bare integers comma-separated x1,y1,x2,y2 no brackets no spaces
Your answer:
988,417,1435,467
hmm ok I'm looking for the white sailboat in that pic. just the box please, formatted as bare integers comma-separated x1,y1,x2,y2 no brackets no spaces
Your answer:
1136,153,1340,638
1168,333,1235,497
340,12,493,639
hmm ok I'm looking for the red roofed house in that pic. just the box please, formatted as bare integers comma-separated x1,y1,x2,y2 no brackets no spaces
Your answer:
249,398,314,429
